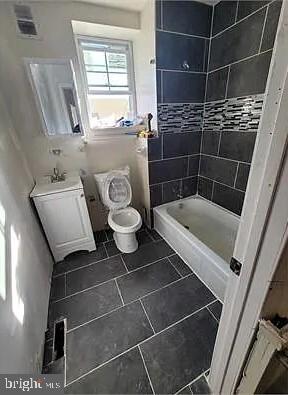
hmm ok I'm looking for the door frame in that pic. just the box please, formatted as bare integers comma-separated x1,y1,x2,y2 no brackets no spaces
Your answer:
209,2,288,393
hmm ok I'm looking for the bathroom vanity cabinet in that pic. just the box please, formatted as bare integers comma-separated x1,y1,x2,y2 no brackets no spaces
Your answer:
31,176,96,262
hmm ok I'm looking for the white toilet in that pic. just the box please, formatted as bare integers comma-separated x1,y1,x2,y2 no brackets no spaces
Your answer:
94,166,142,253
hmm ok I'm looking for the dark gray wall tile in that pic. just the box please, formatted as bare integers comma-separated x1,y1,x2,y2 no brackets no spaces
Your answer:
163,1,212,38
209,8,266,71
163,132,201,158
206,67,229,102
261,1,282,52
162,71,206,103
219,132,257,162
156,70,162,103
201,131,221,156
150,184,162,207
198,177,213,200
188,155,200,176
66,348,153,395
163,180,181,203
200,156,237,186
212,183,245,215
50,275,65,302
149,157,188,184
156,31,206,72
203,39,210,71
148,136,162,161
227,51,272,98
237,1,269,21
182,177,197,197
156,0,162,30
212,1,238,36
235,163,251,191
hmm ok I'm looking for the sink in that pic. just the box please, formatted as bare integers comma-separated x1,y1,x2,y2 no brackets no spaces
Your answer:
30,175,83,197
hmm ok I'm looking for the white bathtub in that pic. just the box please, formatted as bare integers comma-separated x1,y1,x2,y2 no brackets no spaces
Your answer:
153,196,239,301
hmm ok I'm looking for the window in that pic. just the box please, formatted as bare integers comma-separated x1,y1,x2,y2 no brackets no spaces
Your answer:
77,37,136,130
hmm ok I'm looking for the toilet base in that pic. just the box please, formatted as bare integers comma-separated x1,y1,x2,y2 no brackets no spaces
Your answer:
113,231,138,253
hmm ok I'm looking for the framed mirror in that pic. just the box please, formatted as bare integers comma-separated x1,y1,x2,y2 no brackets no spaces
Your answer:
25,58,83,137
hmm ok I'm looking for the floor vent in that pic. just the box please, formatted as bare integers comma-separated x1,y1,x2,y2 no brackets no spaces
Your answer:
53,320,65,361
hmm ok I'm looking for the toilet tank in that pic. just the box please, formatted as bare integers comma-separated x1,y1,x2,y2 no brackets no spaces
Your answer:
94,166,130,203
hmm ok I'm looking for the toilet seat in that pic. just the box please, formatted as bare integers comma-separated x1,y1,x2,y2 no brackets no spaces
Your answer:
108,207,142,234
103,171,132,210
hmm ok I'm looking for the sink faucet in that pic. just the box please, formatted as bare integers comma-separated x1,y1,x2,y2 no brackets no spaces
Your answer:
50,167,66,183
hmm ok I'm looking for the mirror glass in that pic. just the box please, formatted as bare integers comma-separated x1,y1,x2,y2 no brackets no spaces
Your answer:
26,59,82,136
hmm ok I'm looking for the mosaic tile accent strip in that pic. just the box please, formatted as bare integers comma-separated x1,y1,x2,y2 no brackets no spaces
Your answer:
203,95,264,132
157,103,204,133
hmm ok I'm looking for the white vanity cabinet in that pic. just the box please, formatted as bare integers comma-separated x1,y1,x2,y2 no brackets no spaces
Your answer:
31,176,96,262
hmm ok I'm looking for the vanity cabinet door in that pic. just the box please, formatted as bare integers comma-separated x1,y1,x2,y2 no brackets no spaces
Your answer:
33,188,96,262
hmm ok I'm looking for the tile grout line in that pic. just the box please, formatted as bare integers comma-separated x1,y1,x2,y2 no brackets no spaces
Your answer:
158,68,206,75
65,299,217,388
234,1,239,24
207,48,272,75
167,256,183,278
52,251,178,304
199,174,246,194
138,345,156,395
53,238,165,278
233,162,240,188
156,27,210,41
258,4,269,54
201,152,252,166
210,2,270,41
176,369,211,395
119,254,129,273
206,306,220,323
139,299,156,335
224,65,231,99
66,272,195,334
114,279,125,306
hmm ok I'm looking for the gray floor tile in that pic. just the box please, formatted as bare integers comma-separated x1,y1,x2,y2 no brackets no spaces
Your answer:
66,301,154,384
117,258,180,304
94,230,108,245
137,229,154,245
169,254,193,277
122,239,174,271
48,280,122,331
105,240,121,257
140,309,218,394
65,347,153,394
50,275,65,302
53,246,107,276
190,375,211,394
207,300,222,322
142,275,215,332
66,255,127,296
147,228,163,241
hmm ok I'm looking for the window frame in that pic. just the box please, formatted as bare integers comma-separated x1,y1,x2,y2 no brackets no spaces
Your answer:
76,35,137,134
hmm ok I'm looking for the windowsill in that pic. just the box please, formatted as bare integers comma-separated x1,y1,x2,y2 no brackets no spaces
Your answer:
85,124,143,142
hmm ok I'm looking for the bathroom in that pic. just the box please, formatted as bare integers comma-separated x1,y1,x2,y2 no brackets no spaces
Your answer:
0,0,287,393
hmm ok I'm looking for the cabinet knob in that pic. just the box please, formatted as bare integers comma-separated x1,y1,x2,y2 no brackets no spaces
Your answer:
80,193,84,198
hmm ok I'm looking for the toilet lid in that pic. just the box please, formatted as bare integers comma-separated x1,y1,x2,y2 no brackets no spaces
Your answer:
103,171,132,210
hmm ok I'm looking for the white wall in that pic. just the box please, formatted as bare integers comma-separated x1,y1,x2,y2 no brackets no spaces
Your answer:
0,92,53,373
0,1,153,230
